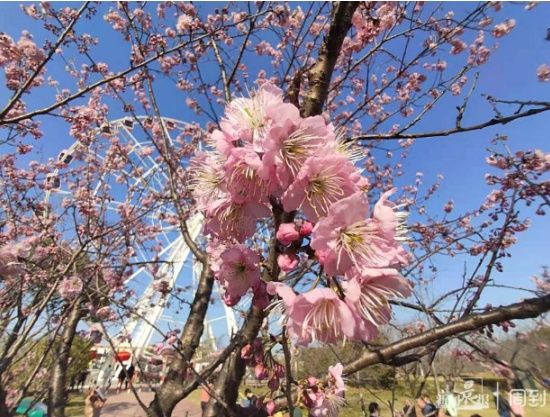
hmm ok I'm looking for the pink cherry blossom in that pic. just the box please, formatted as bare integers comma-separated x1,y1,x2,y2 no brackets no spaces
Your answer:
205,197,270,242
265,400,276,415
223,292,241,307
206,239,227,275
537,64,550,82
282,155,359,221
189,151,225,209
0,237,39,278
492,19,515,38
302,363,346,417
267,283,360,345
276,223,300,246
220,83,283,153
176,14,194,33
343,268,411,327
218,244,261,301
224,147,274,204
328,363,345,395
311,190,409,276
58,275,84,300
262,107,333,188
255,363,268,380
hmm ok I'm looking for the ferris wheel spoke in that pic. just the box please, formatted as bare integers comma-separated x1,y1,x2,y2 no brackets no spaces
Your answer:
45,117,239,386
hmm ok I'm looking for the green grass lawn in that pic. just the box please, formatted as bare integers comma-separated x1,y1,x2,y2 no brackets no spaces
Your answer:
66,393,84,417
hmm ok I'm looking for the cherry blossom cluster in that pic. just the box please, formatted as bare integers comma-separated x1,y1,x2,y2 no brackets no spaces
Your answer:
298,363,346,417
58,275,84,300
533,268,550,295
0,31,45,91
190,84,412,346
240,338,285,394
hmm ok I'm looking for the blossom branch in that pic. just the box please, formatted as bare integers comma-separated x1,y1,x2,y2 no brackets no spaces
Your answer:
351,101,550,141
0,1,90,119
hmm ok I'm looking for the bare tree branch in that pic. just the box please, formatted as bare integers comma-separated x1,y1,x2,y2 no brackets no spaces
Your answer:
350,103,550,141
343,294,550,375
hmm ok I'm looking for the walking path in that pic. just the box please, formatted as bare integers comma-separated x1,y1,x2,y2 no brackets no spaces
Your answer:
101,390,201,417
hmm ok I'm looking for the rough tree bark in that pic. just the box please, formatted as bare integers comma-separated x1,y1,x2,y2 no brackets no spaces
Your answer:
0,389,9,417
48,299,84,417
300,2,359,118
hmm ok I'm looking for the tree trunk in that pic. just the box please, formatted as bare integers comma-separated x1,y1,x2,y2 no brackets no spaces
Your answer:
146,266,215,417
48,300,83,417
203,306,265,417
0,387,12,417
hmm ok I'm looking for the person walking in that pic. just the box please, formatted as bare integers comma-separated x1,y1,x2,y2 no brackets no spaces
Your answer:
369,402,381,417
125,364,135,390
116,366,126,393
415,394,438,417
77,370,89,392
244,388,257,408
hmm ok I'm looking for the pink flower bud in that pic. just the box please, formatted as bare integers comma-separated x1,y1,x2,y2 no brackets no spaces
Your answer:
276,223,300,246
254,349,264,364
277,253,298,272
241,344,253,360
516,332,528,341
255,363,268,380
223,292,241,306
268,376,279,391
252,338,263,351
307,376,317,387
299,221,313,236
273,363,285,378
265,400,275,415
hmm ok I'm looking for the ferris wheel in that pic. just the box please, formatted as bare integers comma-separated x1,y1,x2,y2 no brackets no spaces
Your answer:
44,116,238,386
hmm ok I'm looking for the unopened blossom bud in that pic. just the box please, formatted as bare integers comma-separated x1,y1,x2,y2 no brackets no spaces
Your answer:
265,400,275,416
268,376,280,391
277,253,298,272
255,363,268,380
299,221,313,236
276,223,300,246
254,349,264,364
241,344,253,360
273,363,285,378
252,338,263,351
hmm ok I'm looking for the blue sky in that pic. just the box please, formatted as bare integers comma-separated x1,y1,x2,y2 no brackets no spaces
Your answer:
1,2,549,341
